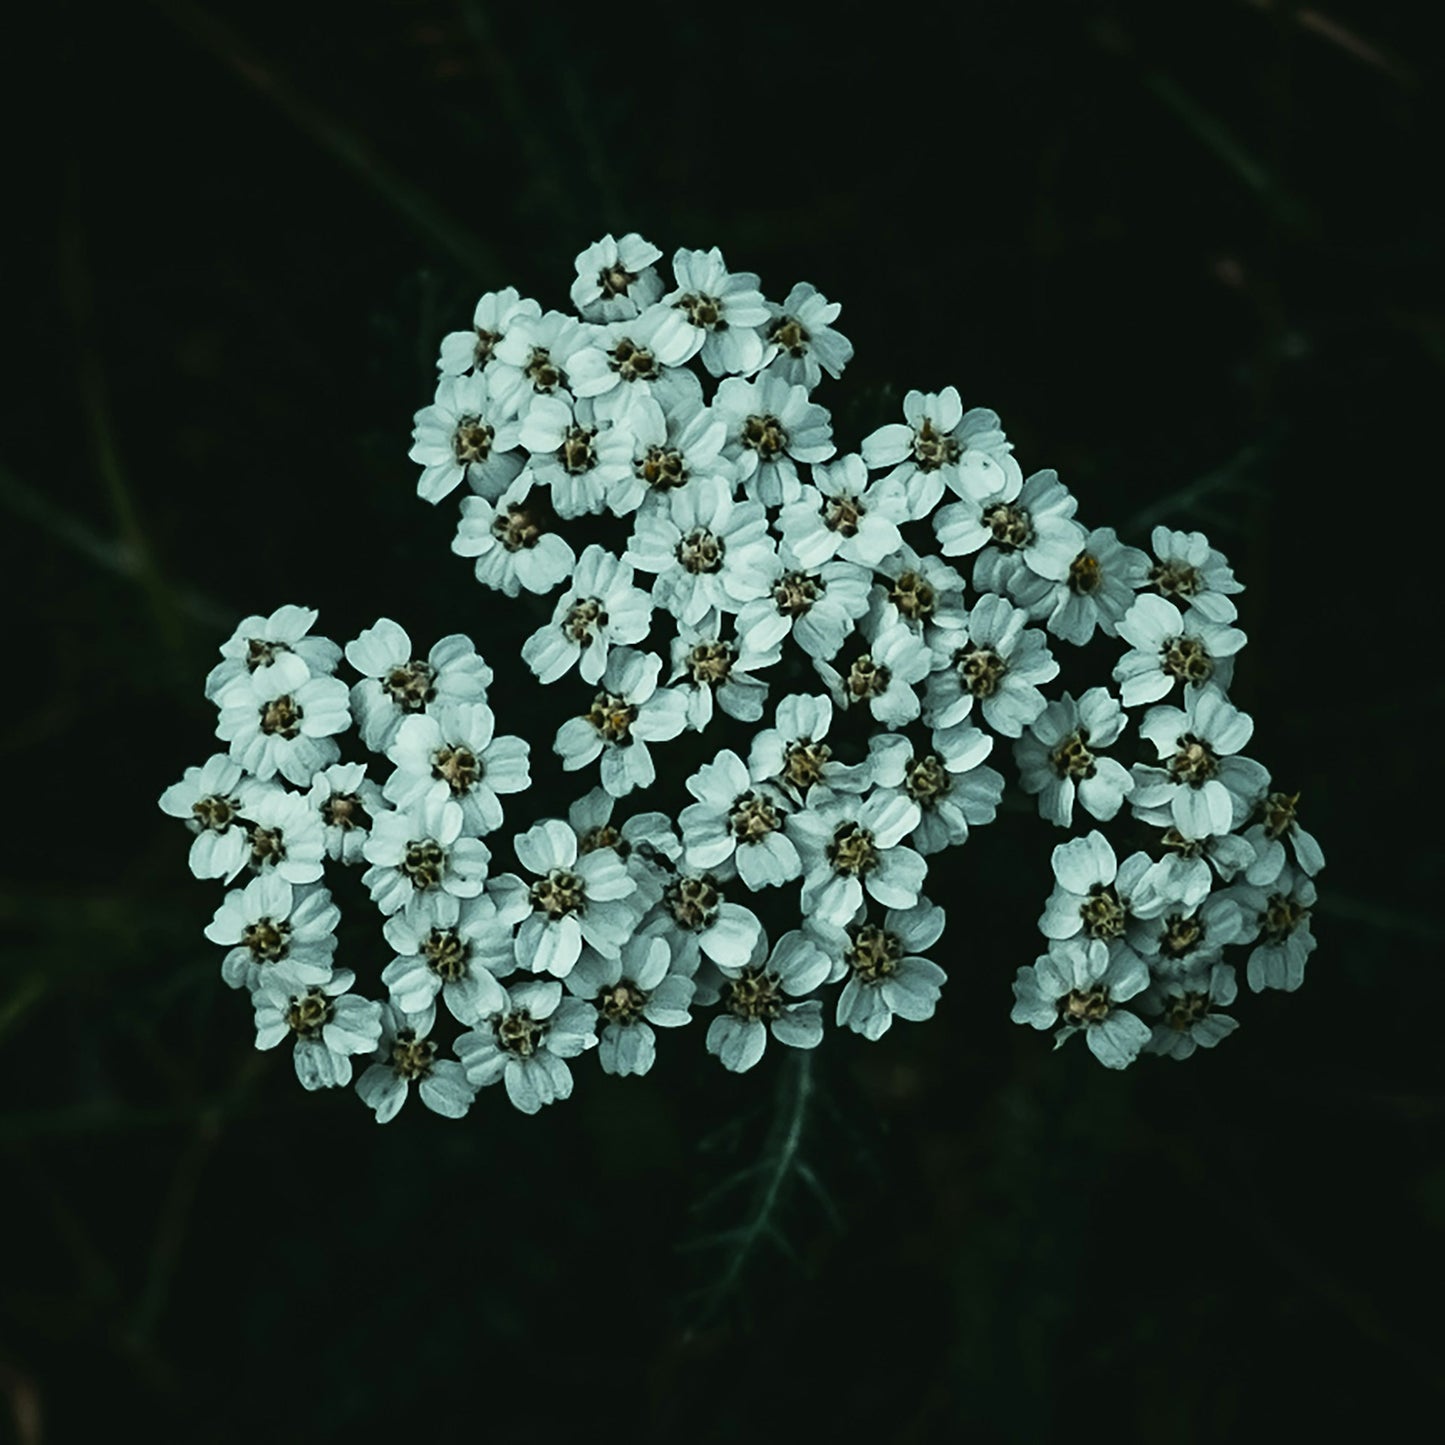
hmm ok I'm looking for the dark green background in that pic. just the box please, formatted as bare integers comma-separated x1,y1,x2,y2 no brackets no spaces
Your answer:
4,1,1441,1439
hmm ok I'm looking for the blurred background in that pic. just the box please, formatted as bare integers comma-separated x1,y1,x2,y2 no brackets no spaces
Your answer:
4,0,1442,1438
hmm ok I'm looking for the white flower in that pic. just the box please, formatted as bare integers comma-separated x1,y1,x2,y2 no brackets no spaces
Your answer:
868,546,969,642
345,619,492,753
159,754,251,882
761,281,854,389
789,789,926,927
307,762,384,865
609,393,734,519
715,373,836,507
512,816,641,975
625,475,778,625
859,388,1022,520
924,593,1059,738
1114,595,1247,708
235,780,326,885
204,604,342,703
737,558,871,662
356,1004,477,1123
1141,962,1239,1060
205,874,339,993
566,787,682,908
521,544,653,685
1132,827,1255,912
828,899,947,1040
1230,863,1318,993
706,930,831,1073
1240,790,1326,886
452,474,577,599
1146,527,1244,623
252,969,383,1090
553,647,689,798
566,933,695,1076
517,395,635,518
409,371,525,504
1010,937,1152,1069
1131,888,1247,977
1131,685,1269,838
565,304,701,424
1010,526,1150,646
1038,831,1166,943
667,612,778,730
487,309,592,420
570,233,664,322
1013,688,1133,828
436,285,541,377
664,246,772,377
747,693,870,805
814,597,932,728
680,749,800,891
384,703,530,837
654,868,764,973
866,725,1004,855
380,889,523,1023
214,651,349,786
776,454,907,569
455,979,597,1114
361,795,490,916
935,468,1085,589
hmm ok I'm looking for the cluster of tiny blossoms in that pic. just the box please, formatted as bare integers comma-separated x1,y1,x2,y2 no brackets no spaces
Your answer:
162,235,1325,1119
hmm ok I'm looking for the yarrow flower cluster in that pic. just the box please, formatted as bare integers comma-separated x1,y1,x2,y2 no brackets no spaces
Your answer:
162,234,1326,1120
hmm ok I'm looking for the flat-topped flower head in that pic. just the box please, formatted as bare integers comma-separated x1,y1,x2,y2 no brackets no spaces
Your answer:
790,789,926,926
455,979,597,1114
437,286,541,377
570,233,664,322
1010,525,1150,646
664,246,772,376
826,899,947,1040
936,468,1086,596
566,305,701,425
410,371,525,504
761,281,854,389
1039,830,1167,944
1010,936,1152,1069
706,929,831,1073
739,556,872,663
815,597,933,728
747,692,869,805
